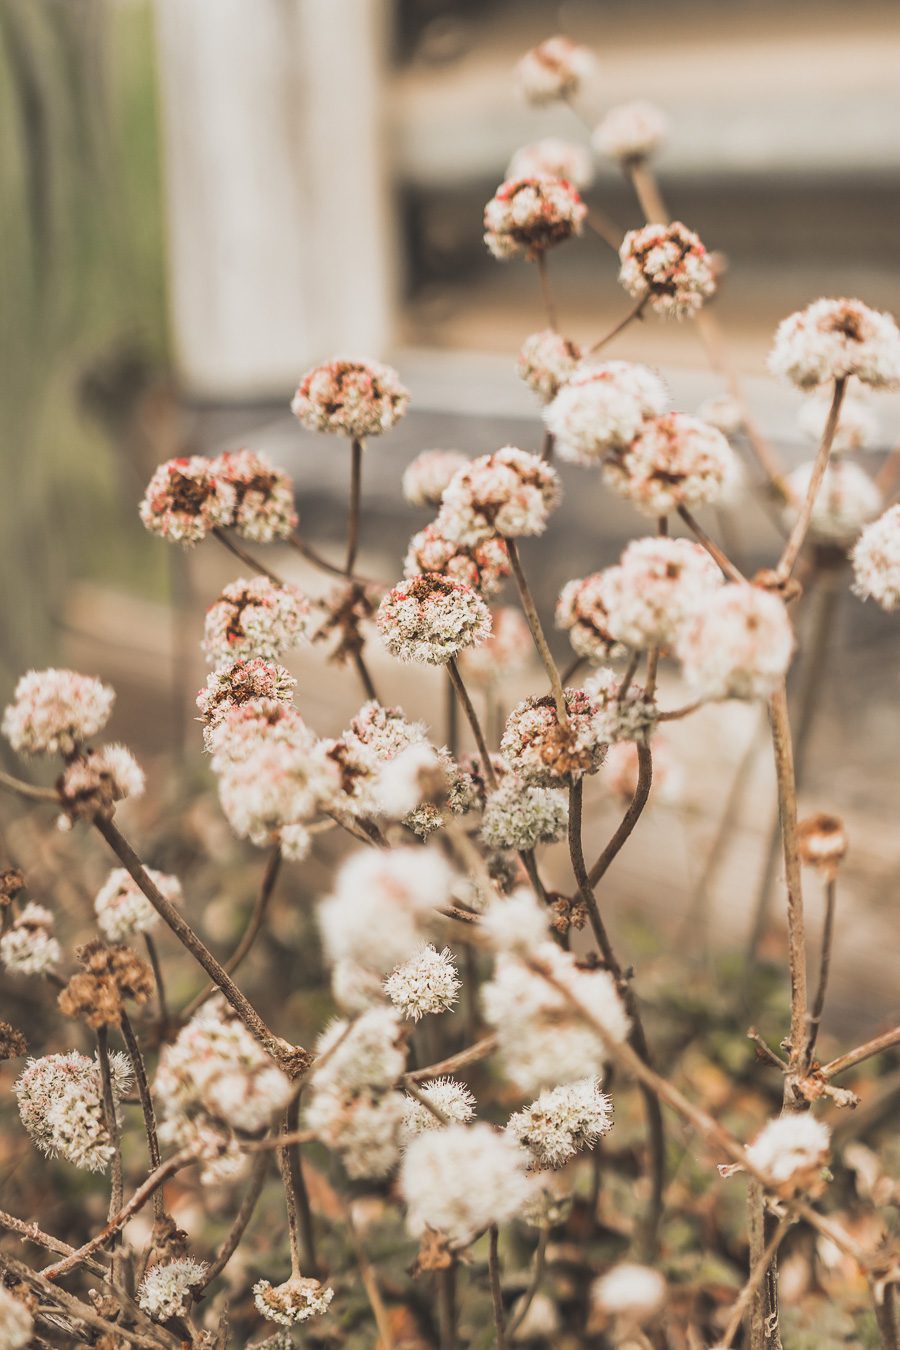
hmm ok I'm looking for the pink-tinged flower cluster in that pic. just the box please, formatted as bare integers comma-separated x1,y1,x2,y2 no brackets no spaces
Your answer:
544,363,669,465
484,177,587,261
438,446,561,544
377,573,492,665
516,35,596,106
768,297,900,389
596,537,723,648
676,584,794,700
517,328,584,404
582,667,657,744
506,137,594,190
603,412,736,516
210,448,297,542
784,460,882,544
94,867,181,942
57,744,145,825
15,1049,132,1172
291,358,410,438
851,504,900,611
501,688,607,786
619,221,716,319
458,605,533,686
402,449,470,508
592,99,668,162
556,575,622,664
404,524,510,597
196,658,296,747
2,668,114,757
202,576,311,668
139,455,236,544
206,697,306,769
0,902,61,976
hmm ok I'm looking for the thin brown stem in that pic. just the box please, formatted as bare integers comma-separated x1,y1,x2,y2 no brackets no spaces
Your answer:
536,251,557,329
352,648,380,702
561,653,586,685
626,159,668,222
406,1034,498,1083
822,1026,900,1080
805,875,836,1067
488,1225,507,1349
586,208,625,251
587,294,648,354
541,428,554,462
404,1079,451,1124
506,538,568,725
447,659,497,788
199,1146,270,1291
657,699,703,722
0,769,58,802
726,1193,792,1350
568,778,617,967
0,1211,107,1274
287,531,380,586
278,1095,317,1275
143,933,169,1033
346,436,363,575
767,682,808,1082
342,1197,397,1349
438,1263,458,1350
775,378,846,583
96,1028,123,1226
678,505,747,583
507,1226,549,1336
587,742,653,887
119,1012,164,1221
211,526,283,583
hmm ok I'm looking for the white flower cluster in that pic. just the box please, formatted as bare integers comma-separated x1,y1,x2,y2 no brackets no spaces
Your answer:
603,412,736,516
202,576,311,668
583,667,657,744
438,446,561,544
480,777,568,851
544,363,669,465
139,455,236,544
783,460,881,544
852,504,900,610
618,221,716,319
745,1113,831,1186
769,297,900,389
507,137,594,190
377,573,492,665
591,1262,666,1319
94,867,181,942
555,574,622,663
291,357,410,438
501,689,607,786
484,177,587,261
517,328,584,404
211,448,298,542
400,1123,534,1246
595,536,723,648
592,100,668,162
404,524,510,597
676,584,794,700
2,668,114,756
402,449,469,508
401,1078,476,1139
197,659,296,748
508,1078,614,1168
384,945,460,1021
253,1276,334,1326
0,902,62,976
138,1259,208,1321
516,35,595,106
15,1049,132,1172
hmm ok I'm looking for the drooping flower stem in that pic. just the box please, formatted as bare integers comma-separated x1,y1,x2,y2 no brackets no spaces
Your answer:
775,377,847,583
447,659,498,789
626,159,668,223
567,778,617,967
346,437,364,576
212,526,283,583
505,538,569,726
488,1225,508,1348
586,294,648,354
438,1264,458,1350
119,1012,164,1221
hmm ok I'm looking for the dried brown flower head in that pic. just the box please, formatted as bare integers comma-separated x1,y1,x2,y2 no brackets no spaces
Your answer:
797,813,848,878
0,867,25,905
58,941,154,1028
0,1020,28,1060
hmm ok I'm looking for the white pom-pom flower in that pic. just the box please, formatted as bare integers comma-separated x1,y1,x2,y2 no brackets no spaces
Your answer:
768,298,900,390
399,1122,534,1246
484,177,587,261
384,945,460,1021
745,1113,831,1186
253,1276,335,1326
139,455,236,545
592,100,668,162
501,689,607,786
402,450,469,508
508,1078,614,1168
291,358,409,438
517,328,584,404
596,536,723,648
138,1259,208,1321
377,573,492,665
676,584,794,700
2,668,114,757
401,1078,476,1139
202,576,311,668
516,36,595,106
603,412,736,517
480,779,568,851
544,363,669,465
851,503,900,610
94,867,180,942
211,448,297,542
618,221,716,319
438,446,561,545
506,137,594,190
1,903,62,976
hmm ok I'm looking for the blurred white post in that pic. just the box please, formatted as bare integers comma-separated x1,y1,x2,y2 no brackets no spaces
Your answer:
154,0,394,400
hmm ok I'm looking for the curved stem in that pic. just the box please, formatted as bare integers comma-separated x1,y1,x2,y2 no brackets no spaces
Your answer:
588,742,653,887
507,1226,549,1336
447,659,497,788
211,526,283,583
775,378,846,583
287,532,380,586
506,538,568,725
805,875,836,1068
587,294,648,354
567,778,617,967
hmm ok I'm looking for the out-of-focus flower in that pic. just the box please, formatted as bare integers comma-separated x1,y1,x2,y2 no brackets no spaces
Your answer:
140,456,236,545
402,450,470,508
438,447,561,545
783,460,882,544
596,536,722,648
57,744,145,825
508,1078,614,1167
306,1087,407,1180
618,222,716,318
604,412,736,516
202,576,311,668
253,1276,334,1326
401,1078,476,1140
501,689,607,786
291,358,409,438
697,392,744,436
544,363,668,465
590,1263,667,1320
852,504,900,610
0,1285,33,1348
400,1123,534,1246
15,1049,132,1172
458,606,533,686
481,780,568,851
0,902,61,976
404,525,510,597
592,100,668,162
517,328,584,404
211,449,297,542
516,36,596,106
676,584,794,700
604,737,680,804
507,137,594,191
745,1113,831,1187
797,389,879,452
94,867,180,942
377,574,492,666
2,669,114,757
768,298,900,390
484,178,587,261
796,812,848,878
556,574,623,664
138,1259,208,1321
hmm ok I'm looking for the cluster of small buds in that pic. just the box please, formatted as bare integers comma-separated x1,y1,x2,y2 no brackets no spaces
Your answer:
196,658,297,746
202,576,311,668
506,137,595,190
57,940,154,1029
401,1078,477,1139
592,100,668,162
590,1263,667,1322
483,177,587,261
501,689,607,786
2,668,114,757
377,573,492,665
555,574,622,664
618,221,716,318
253,1276,335,1326
745,1113,831,1188
324,701,432,819
0,1020,28,1060
480,779,568,851
583,668,657,744
0,902,61,976
291,358,410,438
404,525,510,597
0,1285,33,1349
507,1077,614,1168
317,846,456,975
439,447,562,546
783,460,882,544
676,584,794,700
57,743,145,826
516,35,595,106
216,719,336,856
139,455,236,544
797,388,879,452
604,412,735,516
402,449,470,508
517,328,584,404
15,1049,132,1172
596,536,723,648
138,1259,208,1322
210,448,297,542
544,362,669,465
400,1122,534,1247
458,605,533,686
851,504,900,610
94,867,181,942
384,945,460,1021
481,942,631,1092
768,297,900,389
